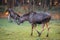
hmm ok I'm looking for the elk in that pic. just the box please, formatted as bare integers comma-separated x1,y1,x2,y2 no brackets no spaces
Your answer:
17,11,51,37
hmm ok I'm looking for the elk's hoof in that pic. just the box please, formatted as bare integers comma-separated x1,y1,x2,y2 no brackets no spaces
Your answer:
46,34,48,37
38,33,41,37
31,33,33,36
37,31,41,37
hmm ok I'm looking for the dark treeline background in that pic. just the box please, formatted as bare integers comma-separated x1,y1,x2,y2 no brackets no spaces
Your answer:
0,0,60,20
0,0,60,8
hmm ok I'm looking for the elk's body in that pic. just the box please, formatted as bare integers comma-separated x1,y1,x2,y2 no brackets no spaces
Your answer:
17,11,51,37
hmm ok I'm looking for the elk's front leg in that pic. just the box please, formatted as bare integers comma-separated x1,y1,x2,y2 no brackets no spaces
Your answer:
8,14,12,22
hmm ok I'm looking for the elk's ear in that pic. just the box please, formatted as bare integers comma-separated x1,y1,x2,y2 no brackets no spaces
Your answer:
5,12,9,15
3,9,8,15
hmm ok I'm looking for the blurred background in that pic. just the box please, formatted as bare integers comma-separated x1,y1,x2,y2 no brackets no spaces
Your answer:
0,0,60,20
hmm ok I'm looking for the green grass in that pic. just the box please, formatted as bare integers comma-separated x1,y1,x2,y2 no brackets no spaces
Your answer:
0,18,60,40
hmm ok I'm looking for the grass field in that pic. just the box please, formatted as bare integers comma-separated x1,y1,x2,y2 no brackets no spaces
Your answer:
0,18,60,40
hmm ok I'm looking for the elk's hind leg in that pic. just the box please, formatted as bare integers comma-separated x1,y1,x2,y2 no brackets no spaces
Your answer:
36,24,45,37
45,23,50,37
39,24,45,36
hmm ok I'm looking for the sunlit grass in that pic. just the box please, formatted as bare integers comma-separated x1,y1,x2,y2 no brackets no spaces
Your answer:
0,18,60,40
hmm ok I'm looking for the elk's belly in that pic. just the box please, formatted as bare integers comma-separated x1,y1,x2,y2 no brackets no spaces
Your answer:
35,21,42,24
34,17,51,24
